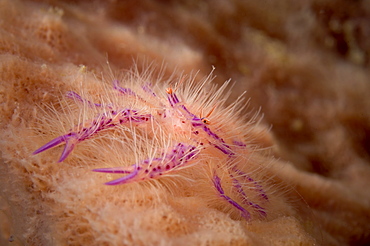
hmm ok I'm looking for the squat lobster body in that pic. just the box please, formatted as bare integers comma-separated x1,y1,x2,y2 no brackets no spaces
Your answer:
33,71,270,220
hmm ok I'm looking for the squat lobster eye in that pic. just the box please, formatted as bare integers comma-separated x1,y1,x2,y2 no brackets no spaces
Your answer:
200,104,216,125
201,117,210,124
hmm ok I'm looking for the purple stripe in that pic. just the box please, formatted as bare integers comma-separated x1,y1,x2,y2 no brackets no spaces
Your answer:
167,94,174,106
233,140,246,147
234,168,269,201
142,83,157,97
92,168,132,174
213,174,250,220
113,80,136,96
172,93,180,104
181,105,197,118
212,144,235,156
231,175,267,217
66,91,103,107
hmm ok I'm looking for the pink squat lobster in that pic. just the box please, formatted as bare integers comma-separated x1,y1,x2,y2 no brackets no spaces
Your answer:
33,80,268,220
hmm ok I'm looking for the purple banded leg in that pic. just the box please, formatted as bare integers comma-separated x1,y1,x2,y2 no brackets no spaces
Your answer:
212,173,251,220
66,91,104,107
232,140,247,148
142,83,157,97
230,174,266,217
93,143,200,185
33,110,153,162
234,168,269,201
113,80,136,96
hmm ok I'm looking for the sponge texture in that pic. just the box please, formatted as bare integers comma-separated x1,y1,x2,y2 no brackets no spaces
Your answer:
1,0,370,245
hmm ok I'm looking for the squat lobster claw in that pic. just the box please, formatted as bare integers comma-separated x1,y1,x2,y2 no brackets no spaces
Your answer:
33,133,79,162
33,97,152,162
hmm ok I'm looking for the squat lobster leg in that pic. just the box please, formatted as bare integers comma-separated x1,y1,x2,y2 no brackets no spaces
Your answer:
230,173,267,218
113,80,136,96
66,91,105,108
33,105,152,162
93,143,200,185
212,173,251,220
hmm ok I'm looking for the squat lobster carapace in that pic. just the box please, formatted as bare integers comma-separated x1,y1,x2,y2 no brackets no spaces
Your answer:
33,69,270,220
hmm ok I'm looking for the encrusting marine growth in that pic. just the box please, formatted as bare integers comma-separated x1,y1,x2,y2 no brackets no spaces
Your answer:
33,66,274,221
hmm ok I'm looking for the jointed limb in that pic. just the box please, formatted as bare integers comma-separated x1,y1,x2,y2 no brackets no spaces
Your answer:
93,143,200,185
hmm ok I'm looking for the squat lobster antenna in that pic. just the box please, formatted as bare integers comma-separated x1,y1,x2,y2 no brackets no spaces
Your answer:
200,103,218,118
166,75,187,95
205,104,218,118
175,76,186,91
200,104,218,125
